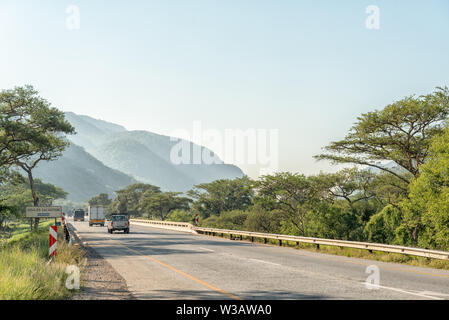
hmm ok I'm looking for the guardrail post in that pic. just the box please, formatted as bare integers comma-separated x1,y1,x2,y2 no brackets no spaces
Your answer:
369,249,373,254
296,241,299,246
279,240,282,246
251,236,254,242
239,235,243,241
316,244,320,250
264,238,268,244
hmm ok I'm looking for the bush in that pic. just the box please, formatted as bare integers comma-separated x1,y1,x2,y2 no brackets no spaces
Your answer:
363,205,403,244
244,206,284,234
201,210,249,230
166,210,194,223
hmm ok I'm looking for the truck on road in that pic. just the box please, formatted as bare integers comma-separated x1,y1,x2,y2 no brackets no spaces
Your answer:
88,206,105,227
107,214,130,234
73,209,85,222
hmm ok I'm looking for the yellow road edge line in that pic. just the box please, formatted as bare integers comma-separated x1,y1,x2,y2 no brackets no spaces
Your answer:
110,240,241,300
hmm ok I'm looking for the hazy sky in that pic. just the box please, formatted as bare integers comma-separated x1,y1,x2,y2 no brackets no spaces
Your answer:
1,0,448,178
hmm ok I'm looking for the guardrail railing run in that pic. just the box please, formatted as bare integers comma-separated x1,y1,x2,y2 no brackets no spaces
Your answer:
130,219,449,261
131,219,196,233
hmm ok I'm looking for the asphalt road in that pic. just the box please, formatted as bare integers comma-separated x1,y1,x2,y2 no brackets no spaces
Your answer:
69,217,449,300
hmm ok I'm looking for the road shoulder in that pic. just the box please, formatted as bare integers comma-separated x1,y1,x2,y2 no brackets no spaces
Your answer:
68,224,136,300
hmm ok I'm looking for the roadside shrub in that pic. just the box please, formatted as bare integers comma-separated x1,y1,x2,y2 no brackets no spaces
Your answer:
201,210,248,230
166,210,194,223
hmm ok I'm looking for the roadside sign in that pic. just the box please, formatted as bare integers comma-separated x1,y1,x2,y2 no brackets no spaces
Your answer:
26,206,62,218
49,225,57,257
194,214,199,226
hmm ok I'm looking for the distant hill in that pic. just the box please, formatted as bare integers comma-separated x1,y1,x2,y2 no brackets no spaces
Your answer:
366,161,409,175
64,112,127,150
64,112,244,192
33,143,138,202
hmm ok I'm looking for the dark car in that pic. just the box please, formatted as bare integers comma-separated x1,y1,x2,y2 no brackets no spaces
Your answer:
73,209,85,222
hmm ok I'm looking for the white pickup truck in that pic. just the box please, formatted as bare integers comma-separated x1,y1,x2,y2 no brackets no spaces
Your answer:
107,214,130,234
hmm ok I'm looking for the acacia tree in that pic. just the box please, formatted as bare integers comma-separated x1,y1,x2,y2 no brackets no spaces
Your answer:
315,87,449,184
0,85,75,229
139,191,192,220
255,172,317,236
187,176,254,218
88,193,112,207
109,183,161,216
313,168,376,206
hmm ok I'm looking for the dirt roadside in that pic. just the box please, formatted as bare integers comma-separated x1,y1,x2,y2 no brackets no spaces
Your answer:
68,224,136,300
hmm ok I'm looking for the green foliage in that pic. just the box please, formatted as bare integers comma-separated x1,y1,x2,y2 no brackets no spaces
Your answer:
139,191,192,220
370,172,410,207
166,209,194,223
88,193,112,207
188,176,254,218
400,127,449,250
96,183,192,220
364,205,403,244
0,176,67,229
109,183,161,215
306,202,362,241
315,87,449,182
0,85,75,208
0,220,84,300
244,205,285,234
202,210,249,230
312,168,377,205
255,172,318,235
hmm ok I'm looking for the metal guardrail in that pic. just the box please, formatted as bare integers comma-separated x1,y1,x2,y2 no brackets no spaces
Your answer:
130,219,449,261
131,219,195,232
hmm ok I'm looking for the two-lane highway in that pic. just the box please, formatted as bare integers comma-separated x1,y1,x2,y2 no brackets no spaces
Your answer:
69,218,449,300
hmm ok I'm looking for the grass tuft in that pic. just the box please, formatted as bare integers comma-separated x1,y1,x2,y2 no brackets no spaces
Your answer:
0,220,86,300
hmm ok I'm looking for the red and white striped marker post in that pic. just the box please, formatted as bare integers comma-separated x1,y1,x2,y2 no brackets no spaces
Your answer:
62,212,66,225
49,226,57,257
194,214,199,226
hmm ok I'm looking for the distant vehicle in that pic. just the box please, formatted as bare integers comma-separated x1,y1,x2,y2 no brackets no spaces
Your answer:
107,214,130,234
73,209,85,222
88,206,105,227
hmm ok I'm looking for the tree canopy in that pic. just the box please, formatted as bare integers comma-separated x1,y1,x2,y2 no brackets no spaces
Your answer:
187,176,254,218
255,172,318,236
0,85,75,207
315,87,449,183
400,127,449,249
88,193,112,207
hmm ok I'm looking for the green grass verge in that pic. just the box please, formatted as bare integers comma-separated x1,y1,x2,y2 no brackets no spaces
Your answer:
0,220,85,300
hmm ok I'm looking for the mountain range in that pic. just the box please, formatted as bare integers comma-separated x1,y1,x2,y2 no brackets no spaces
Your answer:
33,112,244,202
